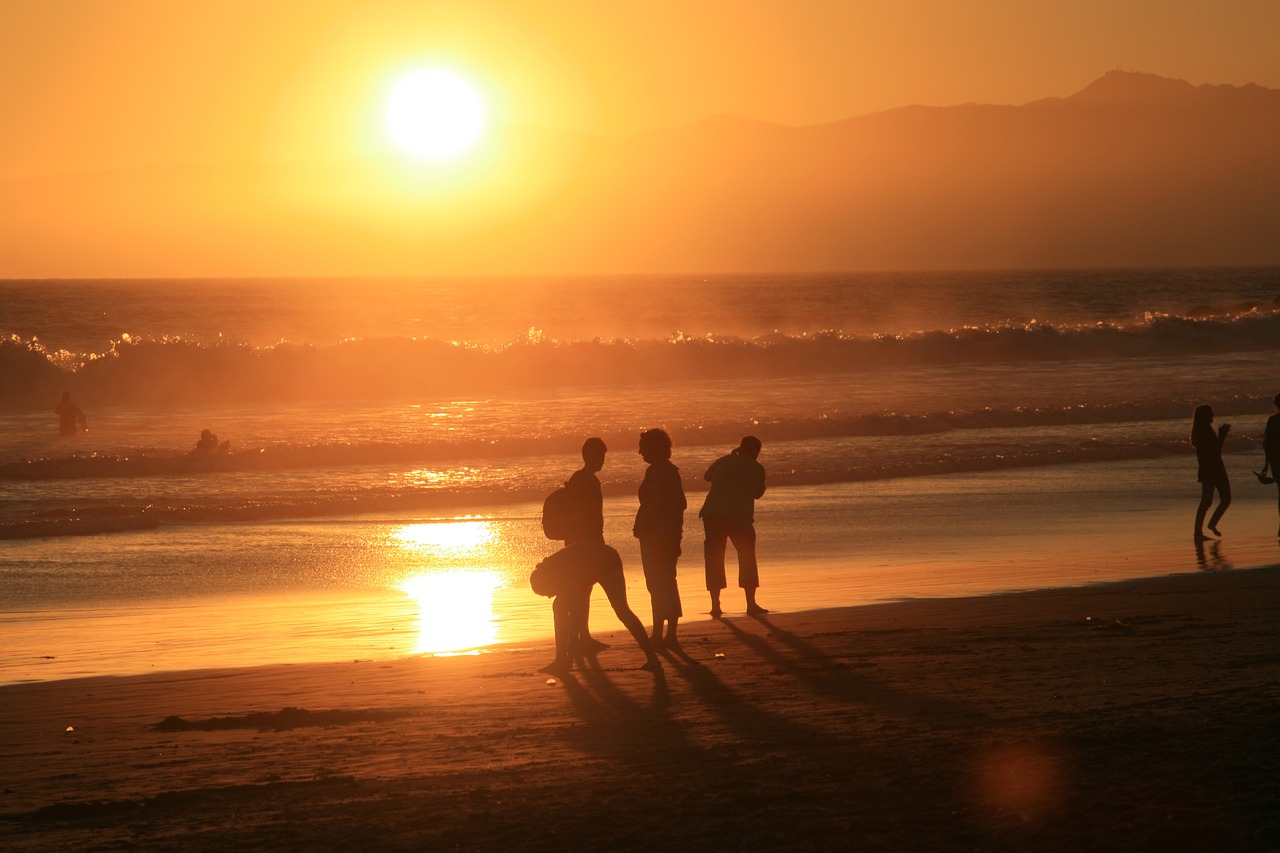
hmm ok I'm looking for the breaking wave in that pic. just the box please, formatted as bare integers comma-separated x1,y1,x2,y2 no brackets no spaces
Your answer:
4,309,1279,408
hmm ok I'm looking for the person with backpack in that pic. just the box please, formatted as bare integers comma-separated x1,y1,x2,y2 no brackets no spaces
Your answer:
537,438,612,663
562,438,609,653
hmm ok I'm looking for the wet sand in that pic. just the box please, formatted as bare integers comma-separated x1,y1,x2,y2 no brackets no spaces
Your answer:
2,565,1278,851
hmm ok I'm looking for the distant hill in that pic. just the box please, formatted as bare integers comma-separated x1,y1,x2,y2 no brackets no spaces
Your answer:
3,71,1279,276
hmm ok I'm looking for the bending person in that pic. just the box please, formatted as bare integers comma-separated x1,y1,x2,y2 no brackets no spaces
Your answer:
700,436,767,617
533,540,661,676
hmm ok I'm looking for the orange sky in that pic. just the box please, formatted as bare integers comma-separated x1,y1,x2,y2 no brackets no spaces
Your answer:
4,0,1280,179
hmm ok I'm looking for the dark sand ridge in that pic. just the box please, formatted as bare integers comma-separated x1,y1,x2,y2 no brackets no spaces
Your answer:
2,565,1278,851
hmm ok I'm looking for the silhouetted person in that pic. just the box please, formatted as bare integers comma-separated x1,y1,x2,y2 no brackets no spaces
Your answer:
1264,392,1280,538
701,436,767,617
633,428,685,647
192,429,230,456
533,540,661,676
54,391,87,436
563,437,609,653
1191,404,1231,541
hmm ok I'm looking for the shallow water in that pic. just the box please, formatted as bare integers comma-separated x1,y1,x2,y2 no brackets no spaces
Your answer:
4,455,1276,684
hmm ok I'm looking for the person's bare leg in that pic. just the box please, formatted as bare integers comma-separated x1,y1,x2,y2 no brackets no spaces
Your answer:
1194,482,1214,540
1208,482,1231,537
745,587,768,615
577,606,608,655
539,595,575,675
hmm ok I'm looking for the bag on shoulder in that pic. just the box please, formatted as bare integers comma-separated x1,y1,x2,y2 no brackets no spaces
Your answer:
541,485,579,541
529,560,562,597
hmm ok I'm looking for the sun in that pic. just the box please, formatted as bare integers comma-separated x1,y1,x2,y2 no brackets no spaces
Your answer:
385,68,486,160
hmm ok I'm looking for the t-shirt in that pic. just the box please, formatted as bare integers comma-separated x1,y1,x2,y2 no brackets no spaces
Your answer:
1191,423,1227,482
699,450,766,522
633,460,685,539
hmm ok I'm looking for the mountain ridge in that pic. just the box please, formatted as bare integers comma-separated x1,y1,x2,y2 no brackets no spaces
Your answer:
4,72,1279,276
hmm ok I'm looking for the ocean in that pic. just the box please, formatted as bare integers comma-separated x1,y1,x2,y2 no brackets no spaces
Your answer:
3,268,1279,683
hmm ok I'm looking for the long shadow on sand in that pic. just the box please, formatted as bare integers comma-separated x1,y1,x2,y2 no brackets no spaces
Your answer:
551,657,694,761
718,615,987,724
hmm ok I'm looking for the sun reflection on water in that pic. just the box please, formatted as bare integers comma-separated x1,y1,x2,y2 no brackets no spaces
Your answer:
399,570,503,654
392,519,506,653
392,518,494,554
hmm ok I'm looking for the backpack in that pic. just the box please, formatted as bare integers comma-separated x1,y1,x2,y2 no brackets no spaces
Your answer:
541,485,579,541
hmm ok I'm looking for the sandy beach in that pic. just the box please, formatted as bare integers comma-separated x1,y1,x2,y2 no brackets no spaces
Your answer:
2,564,1277,851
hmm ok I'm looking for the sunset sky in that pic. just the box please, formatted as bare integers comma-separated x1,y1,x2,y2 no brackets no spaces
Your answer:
3,1,1280,276
5,0,1279,179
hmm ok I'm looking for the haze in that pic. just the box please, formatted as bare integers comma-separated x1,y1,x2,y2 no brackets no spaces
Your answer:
3,0,1280,276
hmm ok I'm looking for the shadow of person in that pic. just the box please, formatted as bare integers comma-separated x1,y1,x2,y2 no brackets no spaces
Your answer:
553,659,684,762
719,614,986,724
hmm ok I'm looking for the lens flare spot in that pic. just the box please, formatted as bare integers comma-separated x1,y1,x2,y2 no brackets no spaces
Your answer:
972,741,1063,823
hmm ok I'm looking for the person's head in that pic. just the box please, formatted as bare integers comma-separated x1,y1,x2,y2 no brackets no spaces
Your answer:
201,429,213,440
638,428,672,463
1273,392,1280,411
61,391,71,403
581,437,607,472
738,435,762,460
1193,404,1214,427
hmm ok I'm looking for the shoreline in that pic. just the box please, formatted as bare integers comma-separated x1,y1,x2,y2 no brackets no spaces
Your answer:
6,455,1280,687
3,565,1277,850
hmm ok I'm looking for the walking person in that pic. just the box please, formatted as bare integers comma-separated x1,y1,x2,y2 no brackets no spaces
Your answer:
1264,392,1280,538
1191,405,1231,541
633,429,685,648
700,436,767,617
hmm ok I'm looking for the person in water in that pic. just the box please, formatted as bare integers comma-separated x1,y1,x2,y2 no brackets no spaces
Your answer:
192,429,231,456
54,391,87,436
1264,392,1280,538
1190,404,1231,541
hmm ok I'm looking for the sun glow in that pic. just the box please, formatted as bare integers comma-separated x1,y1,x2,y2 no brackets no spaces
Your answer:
400,571,503,653
391,520,505,653
385,68,486,159
392,519,494,554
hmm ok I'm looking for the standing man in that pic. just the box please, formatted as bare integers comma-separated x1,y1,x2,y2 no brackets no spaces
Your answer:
564,437,609,652
55,391,87,436
700,435,767,617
